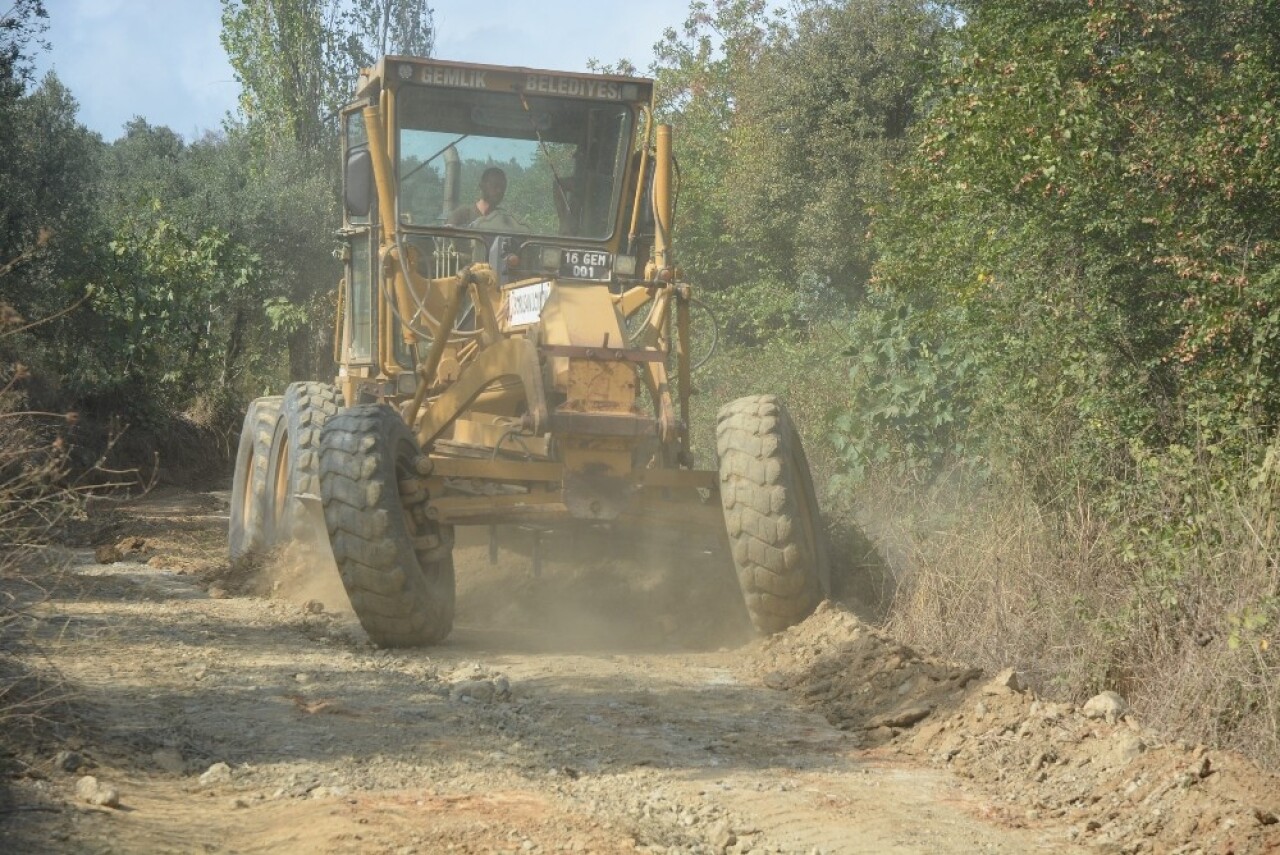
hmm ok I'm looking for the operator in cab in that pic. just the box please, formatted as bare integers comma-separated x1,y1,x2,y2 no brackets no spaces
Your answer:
447,167,507,227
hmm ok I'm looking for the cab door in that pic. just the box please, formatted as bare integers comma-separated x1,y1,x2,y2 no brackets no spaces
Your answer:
339,104,377,374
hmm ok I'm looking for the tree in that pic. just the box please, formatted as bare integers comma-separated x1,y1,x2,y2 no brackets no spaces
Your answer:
648,0,793,339
90,122,294,409
0,0,47,98
649,1,948,340
0,73,102,345
725,1,952,303
343,0,435,66
219,1,437,381
0,0,50,262
853,0,1280,485
221,0,436,154
220,0,350,155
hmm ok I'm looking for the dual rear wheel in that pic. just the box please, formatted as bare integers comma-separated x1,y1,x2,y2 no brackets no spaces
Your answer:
229,382,342,558
229,388,457,647
267,382,342,542
228,396,282,562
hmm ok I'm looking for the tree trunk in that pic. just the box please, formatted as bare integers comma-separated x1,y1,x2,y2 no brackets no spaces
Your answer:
288,323,313,381
219,307,247,392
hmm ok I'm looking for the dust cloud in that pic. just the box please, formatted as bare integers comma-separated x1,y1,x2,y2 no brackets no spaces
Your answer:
453,525,754,652
259,529,353,615
245,521,753,649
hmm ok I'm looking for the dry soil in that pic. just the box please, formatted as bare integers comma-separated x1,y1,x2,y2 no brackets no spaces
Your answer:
2,488,1276,854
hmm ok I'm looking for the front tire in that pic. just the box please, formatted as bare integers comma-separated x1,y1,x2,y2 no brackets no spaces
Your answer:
716,395,830,634
229,396,282,562
319,404,455,646
265,381,342,543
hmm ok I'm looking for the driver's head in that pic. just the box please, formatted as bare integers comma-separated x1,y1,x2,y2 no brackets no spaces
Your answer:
479,167,507,206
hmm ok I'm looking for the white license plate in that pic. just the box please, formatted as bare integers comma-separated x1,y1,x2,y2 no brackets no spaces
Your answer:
507,280,552,326
560,250,612,281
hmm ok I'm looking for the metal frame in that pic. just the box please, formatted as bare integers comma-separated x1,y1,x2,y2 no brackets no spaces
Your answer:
332,56,716,531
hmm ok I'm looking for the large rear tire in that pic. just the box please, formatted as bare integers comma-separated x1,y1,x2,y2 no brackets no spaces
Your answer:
319,404,455,646
716,395,830,634
266,381,342,543
229,396,282,562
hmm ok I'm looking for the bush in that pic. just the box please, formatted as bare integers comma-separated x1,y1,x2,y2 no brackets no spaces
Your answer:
863,436,1280,768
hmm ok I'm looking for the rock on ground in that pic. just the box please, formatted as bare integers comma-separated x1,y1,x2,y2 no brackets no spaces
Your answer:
74,776,120,808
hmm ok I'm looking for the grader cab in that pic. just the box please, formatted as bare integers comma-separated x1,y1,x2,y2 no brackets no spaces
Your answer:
228,57,829,646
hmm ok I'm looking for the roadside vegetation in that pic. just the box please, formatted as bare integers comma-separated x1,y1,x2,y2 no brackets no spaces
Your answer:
3,0,1280,771
654,0,1280,769
0,0,436,764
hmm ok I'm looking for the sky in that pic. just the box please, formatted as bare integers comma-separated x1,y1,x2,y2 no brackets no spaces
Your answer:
33,0,693,142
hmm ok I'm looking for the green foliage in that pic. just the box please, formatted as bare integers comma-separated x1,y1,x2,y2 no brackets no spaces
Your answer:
862,0,1280,490
0,0,46,97
723,0,950,301
649,0,780,306
832,299,979,484
221,0,435,154
0,2,427,432
75,220,261,411
343,0,435,66
822,0,1280,763
89,120,332,403
219,1,429,381
0,74,105,378
651,0,948,337
220,0,351,155
1226,601,1272,652
264,296,311,333
0,79,319,421
692,323,852,482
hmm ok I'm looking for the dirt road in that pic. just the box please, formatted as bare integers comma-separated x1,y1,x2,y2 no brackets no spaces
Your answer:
0,488,1085,854
10,487,1280,854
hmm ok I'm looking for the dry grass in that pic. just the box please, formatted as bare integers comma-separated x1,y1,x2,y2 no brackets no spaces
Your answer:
0,405,88,736
0,294,147,763
854,455,1280,769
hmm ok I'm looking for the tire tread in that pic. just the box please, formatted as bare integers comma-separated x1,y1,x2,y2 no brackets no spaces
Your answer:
716,394,829,634
319,404,454,646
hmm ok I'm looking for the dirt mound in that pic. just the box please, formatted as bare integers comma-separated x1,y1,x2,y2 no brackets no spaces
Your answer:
753,602,1280,853
748,601,981,744
902,685,1280,852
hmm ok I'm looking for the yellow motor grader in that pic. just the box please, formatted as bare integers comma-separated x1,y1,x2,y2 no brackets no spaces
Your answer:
228,57,829,645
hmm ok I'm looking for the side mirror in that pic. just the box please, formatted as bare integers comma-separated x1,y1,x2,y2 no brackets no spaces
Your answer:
344,148,373,218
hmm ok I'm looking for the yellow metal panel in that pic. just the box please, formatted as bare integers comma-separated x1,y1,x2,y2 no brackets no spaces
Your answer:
449,420,551,458
639,467,718,489
539,283,625,348
431,458,561,481
428,483,723,529
415,337,548,447
654,125,673,273
616,285,656,321
562,438,632,480
565,360,636,414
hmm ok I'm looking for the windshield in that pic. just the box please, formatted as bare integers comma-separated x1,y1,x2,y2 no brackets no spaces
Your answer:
397,86,633,240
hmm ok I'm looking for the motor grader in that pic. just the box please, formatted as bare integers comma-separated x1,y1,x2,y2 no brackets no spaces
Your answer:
228,56,829,646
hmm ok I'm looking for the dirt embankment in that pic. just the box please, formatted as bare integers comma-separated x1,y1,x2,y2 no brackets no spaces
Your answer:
3,489,1279,853
755,602,1280,853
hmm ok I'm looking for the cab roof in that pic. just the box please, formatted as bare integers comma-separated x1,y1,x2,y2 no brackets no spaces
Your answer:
358,56,655,106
